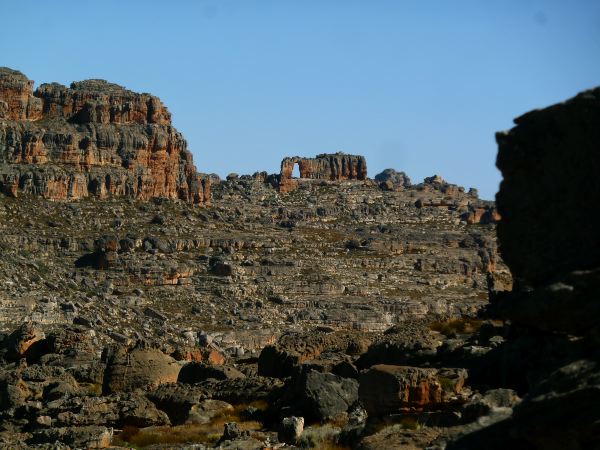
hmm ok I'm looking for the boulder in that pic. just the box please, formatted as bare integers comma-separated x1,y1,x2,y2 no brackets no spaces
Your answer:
146,383,208,425
374,168,411,189
4,323,46,361
258,331,370,378
177,362,245,384
287,369,359,422
102,346,181,394
356,324,442,369
186,399,234,424
279,416,304,444
495,87,600,286
29,426,112,449
358,365,466,416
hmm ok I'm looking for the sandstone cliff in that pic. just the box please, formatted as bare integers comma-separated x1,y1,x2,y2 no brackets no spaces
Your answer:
0,67,210,204
278,152,367,193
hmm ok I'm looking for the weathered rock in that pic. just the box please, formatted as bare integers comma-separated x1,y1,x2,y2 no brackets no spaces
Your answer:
449,360,600,450
356,323,442,369
29,425,112,448
285,369,359,422
4,322,46,361
186,399,234,424
258,331,371,378
146,383,208,424
219,421,250,442
278,152,367,193
279,416,305,444
358,365,466,416
178,362,245,384
447,86,600,450
357,425,443,450
35,79,171,125
496,87,600,287
461,388,520,423
0,67,42,121
374,168,411,190
492,268,600,333
0,371,30,411
102,345,181,394
0,68,211,203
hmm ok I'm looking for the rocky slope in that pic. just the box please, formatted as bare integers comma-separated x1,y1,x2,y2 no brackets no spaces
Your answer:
4,67,595,449
0,68,210,204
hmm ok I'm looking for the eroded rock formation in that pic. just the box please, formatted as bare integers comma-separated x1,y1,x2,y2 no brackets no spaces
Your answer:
496,87,600,287
0,67,42,121
0,67,210,204
278,152,367,193
448,87,600,450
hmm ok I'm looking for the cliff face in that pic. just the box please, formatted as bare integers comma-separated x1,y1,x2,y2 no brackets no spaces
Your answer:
496,87,600,287
0,67,42,121
279,152,367,193
447,87,600,450
0,68,210,204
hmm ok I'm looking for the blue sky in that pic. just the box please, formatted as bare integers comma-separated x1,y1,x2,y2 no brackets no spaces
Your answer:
2,1,599,199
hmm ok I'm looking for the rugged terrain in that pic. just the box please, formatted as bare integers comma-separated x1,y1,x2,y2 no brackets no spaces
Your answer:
0,67,597,450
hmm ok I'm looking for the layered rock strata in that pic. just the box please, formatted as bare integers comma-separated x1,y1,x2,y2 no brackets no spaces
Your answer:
0,67,210,204
278,152,367,193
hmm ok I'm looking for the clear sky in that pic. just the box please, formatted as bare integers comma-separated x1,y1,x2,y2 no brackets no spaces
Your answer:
2,1,600,199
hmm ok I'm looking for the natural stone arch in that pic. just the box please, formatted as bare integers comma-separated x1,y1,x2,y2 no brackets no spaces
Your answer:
278,152,367,192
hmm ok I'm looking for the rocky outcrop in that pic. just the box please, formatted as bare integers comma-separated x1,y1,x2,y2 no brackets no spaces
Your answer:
495,87,600,287
358,365,466,416
0,67,210,203
374,168,411,191
282,368,359,422
35,79,171,125
278,152,367,193
258,331,371,378
0,67,42,121
448,87,600,449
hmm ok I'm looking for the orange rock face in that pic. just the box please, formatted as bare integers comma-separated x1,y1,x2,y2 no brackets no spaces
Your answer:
36,79,171,125
279,152,367,193
0,67,210,204
358,365,466,416
0,67,42,121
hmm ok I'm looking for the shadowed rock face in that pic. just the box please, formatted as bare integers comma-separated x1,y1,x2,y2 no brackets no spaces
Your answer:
279,152,367,193
0,67,210,204
447,87,600,450
496,87,600,287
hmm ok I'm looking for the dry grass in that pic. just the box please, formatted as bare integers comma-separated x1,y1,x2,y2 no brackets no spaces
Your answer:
429,317,482,337
298,423,352,450
114,401,265,448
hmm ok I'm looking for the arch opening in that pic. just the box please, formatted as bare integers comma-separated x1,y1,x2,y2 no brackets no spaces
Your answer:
291,162,300,179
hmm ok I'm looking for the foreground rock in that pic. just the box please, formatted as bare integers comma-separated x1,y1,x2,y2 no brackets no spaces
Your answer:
495,87,600,286
448,87,600,449
359,365,466,416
